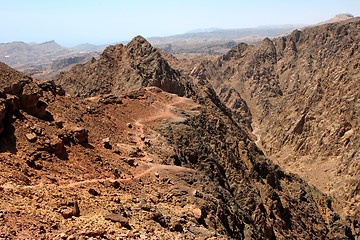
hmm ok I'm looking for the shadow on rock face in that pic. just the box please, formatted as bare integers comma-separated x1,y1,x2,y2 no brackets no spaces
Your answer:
80,142,95,149
39,111,54,122
55,146,69,160
0,116,17,154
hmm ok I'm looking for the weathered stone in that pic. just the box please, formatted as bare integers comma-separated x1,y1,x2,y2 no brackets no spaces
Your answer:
104,214,131,229
55,120,64,129
170,221,183,232
60,201,80,219
5,94,20,113
111,181,121,189
66,235,77,240
139,200,152,211
102,137,111,149
2,79,28,95
99,94,122,104
192,189,203,198
56,86,65,96
72,127,88,143
73,201,80,217
20,82,47,117
51,137,64,154
25,133,37,142
192,207,202,220
60,208,73,219
150,211,169,228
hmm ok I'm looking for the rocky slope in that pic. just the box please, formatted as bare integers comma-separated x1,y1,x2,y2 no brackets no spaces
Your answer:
191,17,359,227
0,35,356,239
56,36,189,97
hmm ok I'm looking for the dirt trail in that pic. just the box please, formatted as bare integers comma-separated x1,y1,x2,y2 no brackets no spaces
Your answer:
0,163,195,191
132,94,200,161
1,93,199,192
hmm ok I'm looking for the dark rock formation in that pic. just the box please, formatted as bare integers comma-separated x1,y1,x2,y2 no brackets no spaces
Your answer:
56,35,188,97
192,17,360,228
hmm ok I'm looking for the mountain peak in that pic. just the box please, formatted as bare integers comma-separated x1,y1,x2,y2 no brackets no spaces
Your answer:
56,34,187,97
127,35,151,48
129,35,147,43
126,35,154,57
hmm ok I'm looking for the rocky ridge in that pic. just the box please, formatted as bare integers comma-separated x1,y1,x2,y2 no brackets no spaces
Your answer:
56,36,189,97
190,17,359,228
56,34,356,238
0,26,357,239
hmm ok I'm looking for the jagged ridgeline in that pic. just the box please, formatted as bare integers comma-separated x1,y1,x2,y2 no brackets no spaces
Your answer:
56,36,189,97
0,19,357,239
190,17,360,228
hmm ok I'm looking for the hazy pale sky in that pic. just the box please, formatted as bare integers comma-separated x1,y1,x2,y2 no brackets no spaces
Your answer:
1,0,359,47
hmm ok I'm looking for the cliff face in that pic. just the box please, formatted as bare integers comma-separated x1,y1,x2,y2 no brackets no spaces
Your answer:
192,18,359,224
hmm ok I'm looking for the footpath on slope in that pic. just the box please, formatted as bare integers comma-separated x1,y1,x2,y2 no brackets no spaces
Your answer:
0,89,200,191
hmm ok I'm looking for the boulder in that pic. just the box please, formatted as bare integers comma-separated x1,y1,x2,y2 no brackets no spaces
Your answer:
2,79,28,95
60,201,80,219
5,94,20,113
25,133,37,142
102,137,111,149
72,127,88,144
20,82,47,117
50,137,64,154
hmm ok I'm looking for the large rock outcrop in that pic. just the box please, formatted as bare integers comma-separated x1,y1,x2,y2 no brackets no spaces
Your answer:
0,62,49,134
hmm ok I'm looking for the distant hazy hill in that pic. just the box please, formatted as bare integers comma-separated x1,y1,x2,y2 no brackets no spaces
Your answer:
0,40,97,79
69,25,303,55
0,40,70,68
153,25,302,40
71,43,108,52
148,25,302,54
314,13,354,26
69,14,354,55
0,14,355,74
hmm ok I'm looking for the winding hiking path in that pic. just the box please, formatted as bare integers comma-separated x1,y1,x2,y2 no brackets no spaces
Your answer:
0,93,199,191
132,94,200,161
0,163,195,191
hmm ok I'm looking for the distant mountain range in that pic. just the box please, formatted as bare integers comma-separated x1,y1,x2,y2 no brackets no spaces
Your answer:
0,14,355,77
0,40,98,79
0,40,70,67
148,25,304,54
71,25,304,54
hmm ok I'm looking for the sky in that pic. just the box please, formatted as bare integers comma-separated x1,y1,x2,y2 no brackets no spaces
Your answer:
1,0,359,47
